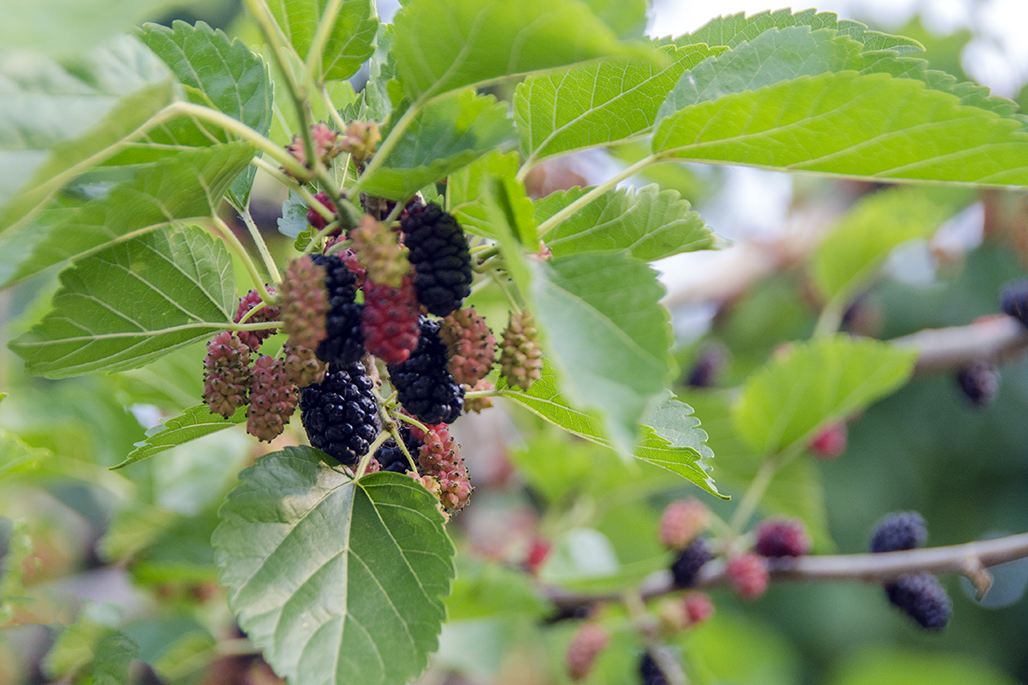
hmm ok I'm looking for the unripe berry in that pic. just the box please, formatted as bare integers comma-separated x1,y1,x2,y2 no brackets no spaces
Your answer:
885,573,952,630
286,122,341,172
670,538,712,588
246,356,298,442
809,422,847,459
659,499,710,550
362,276,421,364
282,344,327,388
638,651,670,685
233,288,280,351
726,553,769,600
565,623,609,681
683,592,714,625
463,379,495,413
440,307,496,386
499,311,543,390
350,215,410,288
202,332,251,418
338,121,381,163
523,537,551,574
869,511,927,553
417,424,472,512
755,518,810,558
280,256,329,351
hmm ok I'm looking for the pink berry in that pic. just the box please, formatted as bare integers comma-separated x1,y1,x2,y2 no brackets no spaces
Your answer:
684,592,715,625
566,623,609,681
659,499,710,550
726,553,769,600
810,422,847,459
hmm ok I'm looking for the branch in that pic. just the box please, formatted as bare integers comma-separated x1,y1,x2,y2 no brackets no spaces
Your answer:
543,532,1028,610
892,316,1028,373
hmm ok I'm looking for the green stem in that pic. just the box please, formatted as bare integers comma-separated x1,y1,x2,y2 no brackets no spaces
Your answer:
355,431,392,479
174,102,307,179
392,411,429,436
465,389,500,400
727,459,778,535
348,100,423,199
535,155,658,239
244,0,317,170
238,205,282,283
229,320,283,332
238,300,270,324
814,297,846,339
305,0,344,84
212,217,273,303
392,424,419,473
321,85,349,131
302,221,341,254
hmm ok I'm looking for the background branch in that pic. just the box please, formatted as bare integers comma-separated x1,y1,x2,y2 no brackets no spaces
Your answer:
544,532,1028,610
893,316,1028,372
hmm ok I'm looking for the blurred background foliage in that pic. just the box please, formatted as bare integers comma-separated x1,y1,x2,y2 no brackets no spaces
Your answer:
0,1,1026,684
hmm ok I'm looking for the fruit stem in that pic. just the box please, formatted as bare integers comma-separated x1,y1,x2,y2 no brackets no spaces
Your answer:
211,217,274,303
392,411,430,436
355,431,392,479
301,221,342,255
251,158,334,222
238,205,282,283
813,297,845,338
348,99,424,199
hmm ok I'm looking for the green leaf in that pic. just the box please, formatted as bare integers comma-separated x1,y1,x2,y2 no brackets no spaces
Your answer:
278,190,311,238
358,90,515,200
0,0,178,56
139,21,273,207
447,151,521,239
535,184,715,260
392,0,651,100
44,619,139,685
270,0,378,82
0,519,32,624
530,253,671,455
478,175,537,294
213,447,455,685
499,367,721,496
0,429,49,481
0,36,177,231
734,337,917,455
653,31,1028,186
114,404,246,470
0,143,253,286
10,225,237,378
812,187,969,303
676,8,922,53
515,44,720,166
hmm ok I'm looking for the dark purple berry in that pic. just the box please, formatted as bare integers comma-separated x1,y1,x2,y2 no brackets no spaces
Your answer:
885,573,952,630
870,512,927,553
670,538,712,588
400,203,472,316
300,362,380,466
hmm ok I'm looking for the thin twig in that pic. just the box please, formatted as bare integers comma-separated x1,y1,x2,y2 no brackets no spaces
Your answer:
894,316,1028,373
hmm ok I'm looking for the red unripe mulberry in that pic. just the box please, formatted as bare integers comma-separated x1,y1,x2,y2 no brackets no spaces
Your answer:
203,332,251,418
659,499,710,550
726,553,769,600
246,356,298,442
440,307,496,386
362,276,421,364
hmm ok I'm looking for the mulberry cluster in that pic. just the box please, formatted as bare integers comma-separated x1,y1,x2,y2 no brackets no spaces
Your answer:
203,332,251,418
389,318,465,425
401,203,472,316
500,311,543,390
299,362,380,466
417,423,472,511
362,276,421,364
440,307,496,386
869,510,951,630
247,356,298,442
233,288,280,351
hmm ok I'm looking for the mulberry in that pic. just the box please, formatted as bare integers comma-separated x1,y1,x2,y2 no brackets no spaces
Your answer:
500,311,543,390
566,623,609,681
233,288,280,351
755,518,810,558
726,553,769,600
463,379,495,413
440,307,496,386
280,256,328,350
283,344,327,388
810,422,847,459
388,318,464,424
307,192,337,231
300,362,380,466
247,356,298,442
885,573,952,630
685,344,726,388
338,121,380,163
417,423,472,512
683,592,714,625
870,512,927,553
286,122,340,170
401,203,472,316
670,538,712,589
955,361,1000,407
638,652,670,685
350,215,409,288
311,253,365,366
1001,278,1028,328
203,332,251,418
362,276,421,364
659,499,710,551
